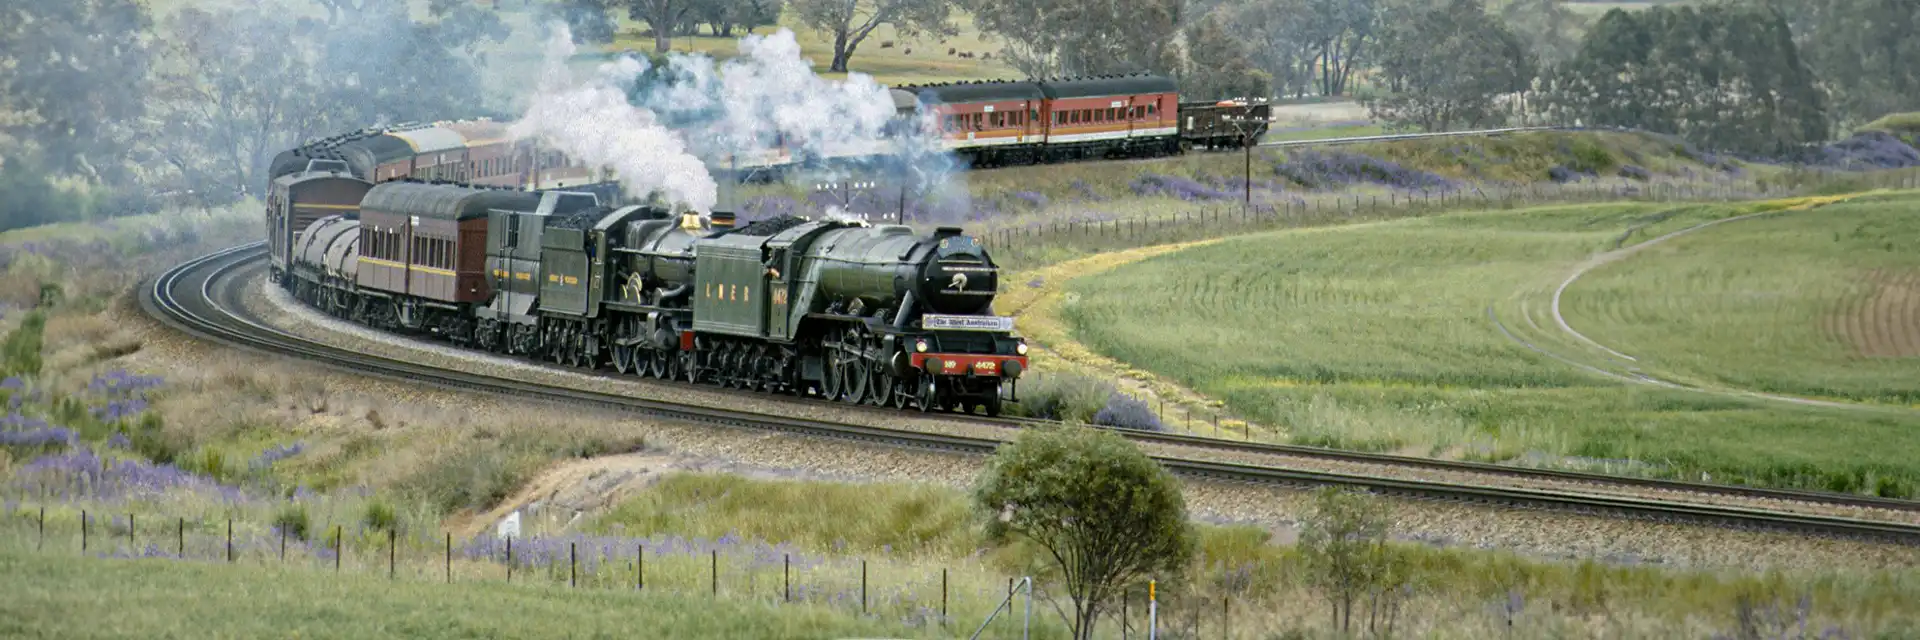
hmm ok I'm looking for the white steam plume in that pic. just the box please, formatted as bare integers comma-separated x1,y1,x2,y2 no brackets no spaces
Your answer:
508,25,718,212
632,29,953,182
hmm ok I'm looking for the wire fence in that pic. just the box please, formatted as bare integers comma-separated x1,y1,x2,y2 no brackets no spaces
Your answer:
3,505,1262,639
978,169,1920,269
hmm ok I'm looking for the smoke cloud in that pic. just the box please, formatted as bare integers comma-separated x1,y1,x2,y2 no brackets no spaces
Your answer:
508,24,719,212
627,28,960,204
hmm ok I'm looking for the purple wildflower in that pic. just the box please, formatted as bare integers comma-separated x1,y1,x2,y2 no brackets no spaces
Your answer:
1273,149,1456,190
249,442,306,470
1129,173,1233,201
1093,393,1163,431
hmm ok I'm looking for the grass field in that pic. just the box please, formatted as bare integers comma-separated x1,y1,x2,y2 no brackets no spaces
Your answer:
1560,196,1920,404
0,546,907,639
1059,194,1920,495
8,471,1920,639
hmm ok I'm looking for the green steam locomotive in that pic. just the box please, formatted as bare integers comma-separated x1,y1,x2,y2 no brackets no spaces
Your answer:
277,175,1029,415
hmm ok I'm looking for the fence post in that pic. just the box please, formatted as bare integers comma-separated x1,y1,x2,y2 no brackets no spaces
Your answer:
1224,593,1230,638
177,517,184,558
861,559,868,613
388,528,396,580
37,506,44,551
81,510,87,552
129,513,134,551
334,525,342,572
783,553,790,602
445,533,451,584
226,519,233,563
638,544,645,590
941,567,948,618
711,549,718,596
505,537,512,582
280,525,286,562
570,542,577,587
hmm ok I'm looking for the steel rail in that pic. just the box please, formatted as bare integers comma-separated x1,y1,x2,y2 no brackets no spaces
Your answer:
142,245,1920,546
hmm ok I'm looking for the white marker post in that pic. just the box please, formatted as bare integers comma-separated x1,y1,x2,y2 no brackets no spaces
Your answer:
1148,579,1157,639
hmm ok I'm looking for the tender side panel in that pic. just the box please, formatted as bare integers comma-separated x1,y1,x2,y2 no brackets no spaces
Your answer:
538,226,592,317
692,236,770,338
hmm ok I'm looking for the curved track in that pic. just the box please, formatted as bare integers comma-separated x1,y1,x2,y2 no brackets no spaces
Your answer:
145,244,1920,546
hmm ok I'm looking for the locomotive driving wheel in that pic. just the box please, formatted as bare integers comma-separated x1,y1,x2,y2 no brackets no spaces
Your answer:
821,343,845,400
647,348,669,379
888,373,912,409
611,345,633,375
840,329,869,405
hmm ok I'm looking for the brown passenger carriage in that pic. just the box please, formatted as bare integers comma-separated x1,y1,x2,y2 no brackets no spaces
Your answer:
355,182,544,308
265,159,373,285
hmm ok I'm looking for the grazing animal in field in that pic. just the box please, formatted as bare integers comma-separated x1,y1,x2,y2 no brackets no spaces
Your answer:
880,40,894,48
948,47,956,55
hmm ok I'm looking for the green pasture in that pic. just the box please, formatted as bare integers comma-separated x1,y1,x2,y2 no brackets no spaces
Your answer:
1559,196,1920,405
1061,194,1920,495
0,547,907,639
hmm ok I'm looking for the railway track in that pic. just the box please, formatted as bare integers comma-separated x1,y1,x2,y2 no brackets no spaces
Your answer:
144,243,1920,546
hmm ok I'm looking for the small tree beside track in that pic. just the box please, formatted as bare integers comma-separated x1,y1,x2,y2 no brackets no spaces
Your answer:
971,423,1195,640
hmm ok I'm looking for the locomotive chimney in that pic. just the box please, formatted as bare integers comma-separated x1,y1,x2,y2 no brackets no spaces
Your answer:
709,211,736,229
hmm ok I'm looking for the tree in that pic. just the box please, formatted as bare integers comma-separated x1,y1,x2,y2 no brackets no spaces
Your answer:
144,7,330,203
688,0,780,37
1543,4,1827,156
791,0,955,73
559,0,618,45
1228,0,1322,98
1297,487,1411,636
1495,0,1585,65
0,0,154,183
971,424,1195,640
629,0,696,53
1787,0,1920,128
1366,0,1534,131
966,0,1182,77
1182,12,1273,101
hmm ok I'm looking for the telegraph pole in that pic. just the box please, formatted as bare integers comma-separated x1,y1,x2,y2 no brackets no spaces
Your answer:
1225,100,1269,210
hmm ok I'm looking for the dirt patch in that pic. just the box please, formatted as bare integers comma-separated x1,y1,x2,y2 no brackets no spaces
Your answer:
446,450,855,541
1834,269,1920,358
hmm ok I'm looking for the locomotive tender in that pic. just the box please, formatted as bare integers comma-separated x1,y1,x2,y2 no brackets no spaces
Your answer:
279,177,1029,415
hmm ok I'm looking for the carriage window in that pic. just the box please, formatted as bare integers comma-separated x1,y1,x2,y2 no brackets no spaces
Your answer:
1108,108,1117,121
971,113,983,129
1054,111,1065,125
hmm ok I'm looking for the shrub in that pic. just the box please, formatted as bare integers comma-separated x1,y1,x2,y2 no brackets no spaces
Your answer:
2,310,46,379
1093,392,1163,431
273,504,312,541
178,448,235,485
362,500,399,533
1564,138,1617,174
1617,165,1652,181
1008,372,1115,423
1811,131,1920,170
397,445,528,514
